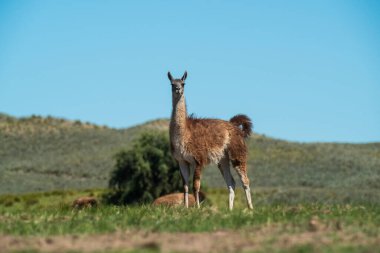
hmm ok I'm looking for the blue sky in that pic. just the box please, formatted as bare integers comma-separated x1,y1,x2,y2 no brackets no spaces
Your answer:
0,1,379,143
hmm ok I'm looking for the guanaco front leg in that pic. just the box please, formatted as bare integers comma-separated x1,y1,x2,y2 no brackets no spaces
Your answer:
179,161,190,208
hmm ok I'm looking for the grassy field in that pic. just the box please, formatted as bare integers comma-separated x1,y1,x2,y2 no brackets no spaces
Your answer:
1,188,380,252
1,113,380,252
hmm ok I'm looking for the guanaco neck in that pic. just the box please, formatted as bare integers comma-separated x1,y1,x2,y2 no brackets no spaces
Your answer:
170,93,188,142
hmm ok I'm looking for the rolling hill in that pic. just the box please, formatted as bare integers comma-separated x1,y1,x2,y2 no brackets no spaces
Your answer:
1,113,380,202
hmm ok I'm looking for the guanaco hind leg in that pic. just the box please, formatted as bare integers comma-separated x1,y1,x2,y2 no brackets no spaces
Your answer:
193,165,202,208
233,161,253,209
218,156,236,210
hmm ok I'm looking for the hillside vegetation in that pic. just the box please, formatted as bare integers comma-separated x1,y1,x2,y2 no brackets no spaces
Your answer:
1,113,379,200
0,113,167,193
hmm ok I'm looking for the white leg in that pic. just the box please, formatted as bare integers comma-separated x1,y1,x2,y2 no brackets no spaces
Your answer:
179,161,190,208
228,186,235,210
184,189,189,208
234,163,253,210
193,165,202,209
195,191,200,208
218,157,236,210
244,186,253,209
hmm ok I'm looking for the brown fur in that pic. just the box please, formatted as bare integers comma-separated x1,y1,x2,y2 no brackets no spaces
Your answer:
152,192,206,207
230,114,253,138
72,196,98,209
184,117,249,167
168,71,253,209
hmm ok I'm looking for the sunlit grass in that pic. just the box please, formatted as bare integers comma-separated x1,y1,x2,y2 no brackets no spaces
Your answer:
1,189,379,236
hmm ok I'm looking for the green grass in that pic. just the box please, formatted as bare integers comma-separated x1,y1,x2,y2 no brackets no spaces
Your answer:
1,189,379,253
0,189,379,236
1,204,379,236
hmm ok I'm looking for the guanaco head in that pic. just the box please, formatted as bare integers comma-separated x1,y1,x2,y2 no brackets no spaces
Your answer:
168,71,187,97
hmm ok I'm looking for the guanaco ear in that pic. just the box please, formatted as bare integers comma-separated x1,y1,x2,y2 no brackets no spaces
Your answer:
167,72,173,82
181,71,187,81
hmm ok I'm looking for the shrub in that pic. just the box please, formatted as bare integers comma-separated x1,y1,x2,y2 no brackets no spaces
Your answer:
104,131,182,205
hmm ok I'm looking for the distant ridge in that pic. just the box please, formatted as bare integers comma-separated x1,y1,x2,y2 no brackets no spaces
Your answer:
0,113,379,195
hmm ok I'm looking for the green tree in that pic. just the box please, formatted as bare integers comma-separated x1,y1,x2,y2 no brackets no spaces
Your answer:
104,131,182,205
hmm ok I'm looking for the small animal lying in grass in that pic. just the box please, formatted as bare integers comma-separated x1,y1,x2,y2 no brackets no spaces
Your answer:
152,192,206,207
72,196,98,208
